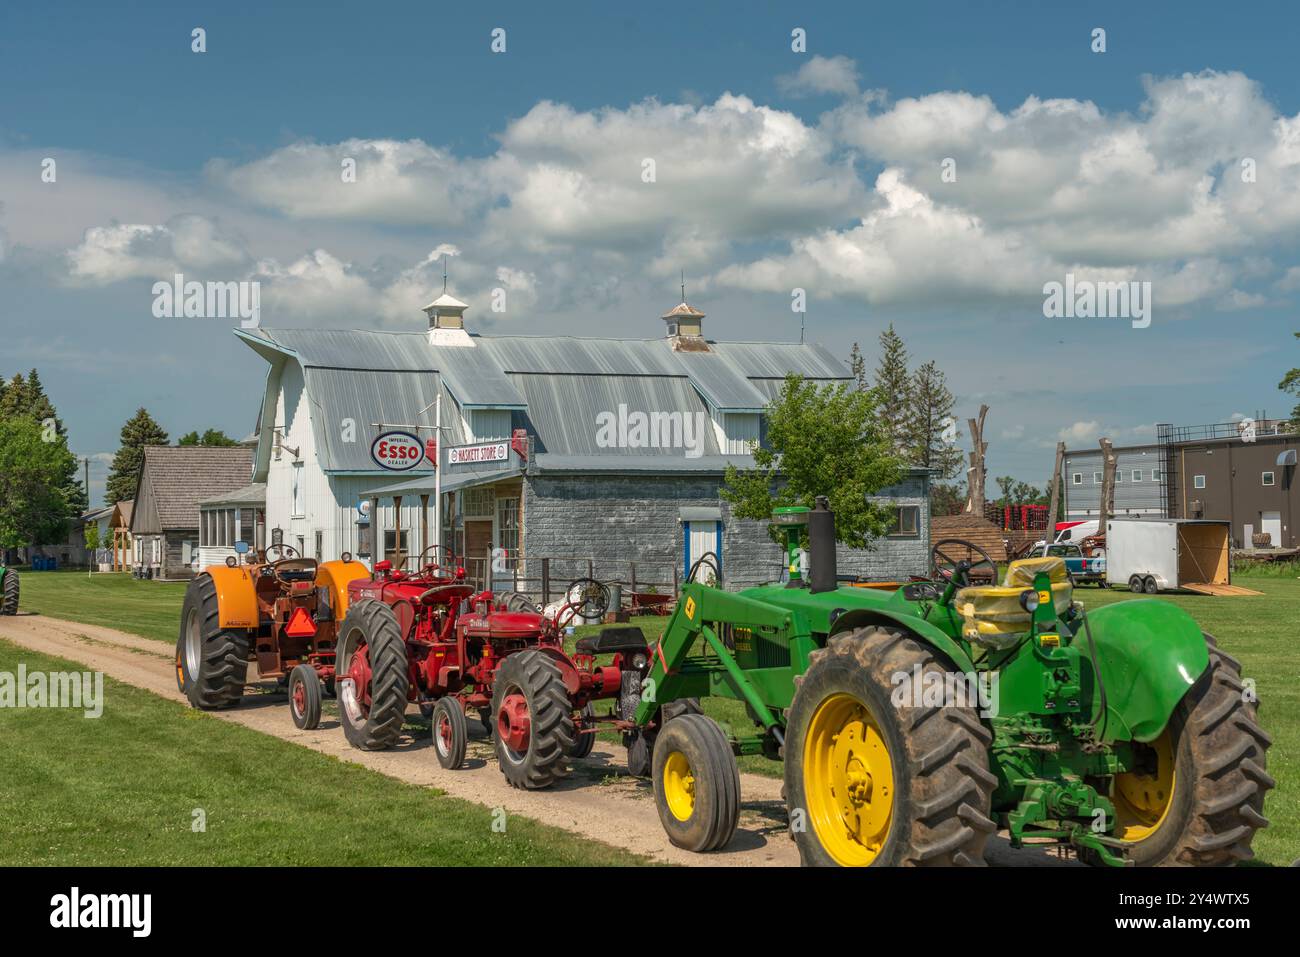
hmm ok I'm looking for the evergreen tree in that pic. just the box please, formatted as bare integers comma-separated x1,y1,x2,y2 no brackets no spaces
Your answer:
847,342,869,391
906,360,963,479
106,408,169,504
873,325,912,457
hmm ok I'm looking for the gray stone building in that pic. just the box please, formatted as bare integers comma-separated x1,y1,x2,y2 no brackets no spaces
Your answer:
237,292,930,597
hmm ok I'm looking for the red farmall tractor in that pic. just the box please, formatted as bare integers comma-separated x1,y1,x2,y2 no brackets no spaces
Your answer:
175,544,371,728
335,547,651,789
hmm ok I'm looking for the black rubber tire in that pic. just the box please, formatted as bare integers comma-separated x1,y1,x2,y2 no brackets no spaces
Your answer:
490,650,575,789
652,713,740,853
1,567,18,615
1143,576,1159,595
176,574,251,709
626,698,703,777
337,599,410,751
568,704,596,759
784,626,996,867
478,707,493,736
288,664,322,730
1087,634,1273,866
431,698,468,770
1129,575,1144,593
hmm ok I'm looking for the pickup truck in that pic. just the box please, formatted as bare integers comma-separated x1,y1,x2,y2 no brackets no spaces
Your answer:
1028,542,1108,586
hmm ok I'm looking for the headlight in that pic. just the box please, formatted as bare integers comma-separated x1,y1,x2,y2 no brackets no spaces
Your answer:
1019,589,1040,612
225,556,238,568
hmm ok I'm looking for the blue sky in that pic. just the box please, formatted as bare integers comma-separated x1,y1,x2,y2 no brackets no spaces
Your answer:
3,0,1299,505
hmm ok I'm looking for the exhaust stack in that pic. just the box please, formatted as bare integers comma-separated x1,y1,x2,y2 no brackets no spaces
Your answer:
808,496,837,594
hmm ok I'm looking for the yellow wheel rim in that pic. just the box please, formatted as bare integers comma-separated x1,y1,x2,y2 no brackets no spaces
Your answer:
1114,730,1176,842
662,751,696,822
803,692,895,866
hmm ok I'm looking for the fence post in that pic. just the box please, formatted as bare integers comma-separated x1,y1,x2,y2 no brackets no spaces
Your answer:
542,558,550,606
673,565,679,594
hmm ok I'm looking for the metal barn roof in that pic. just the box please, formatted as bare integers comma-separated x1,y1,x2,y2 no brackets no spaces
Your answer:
237,324,851,476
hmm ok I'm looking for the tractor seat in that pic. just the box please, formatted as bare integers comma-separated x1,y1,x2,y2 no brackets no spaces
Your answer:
575,626,648,657
954,557,1073,650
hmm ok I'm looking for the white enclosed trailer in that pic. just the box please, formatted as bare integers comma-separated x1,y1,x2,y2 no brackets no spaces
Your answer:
1105,518,1233,594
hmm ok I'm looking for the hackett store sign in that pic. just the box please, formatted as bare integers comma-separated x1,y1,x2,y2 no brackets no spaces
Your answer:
448,441,509,465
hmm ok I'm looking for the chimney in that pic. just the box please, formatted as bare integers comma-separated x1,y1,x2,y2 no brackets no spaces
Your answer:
662,300,709,352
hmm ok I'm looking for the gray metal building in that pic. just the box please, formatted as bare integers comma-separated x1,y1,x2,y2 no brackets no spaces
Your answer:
1063,444,1165,520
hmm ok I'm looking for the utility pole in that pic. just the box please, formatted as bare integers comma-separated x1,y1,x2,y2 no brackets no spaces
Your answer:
1046,442,1065,541
434,393,442,556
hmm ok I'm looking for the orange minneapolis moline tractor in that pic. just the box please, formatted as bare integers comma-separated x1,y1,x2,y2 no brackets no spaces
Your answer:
175,543,371,728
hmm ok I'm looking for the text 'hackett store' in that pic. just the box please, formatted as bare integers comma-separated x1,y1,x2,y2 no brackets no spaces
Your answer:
235,290,931,600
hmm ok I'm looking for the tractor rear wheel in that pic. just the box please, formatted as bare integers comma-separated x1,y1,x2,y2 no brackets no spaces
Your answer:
652,713,740,852
1091,634,1273,866
784,626,996,867
288,664,322,730
490,650,575,789
176,574,251,709
568,704,596,759
431,698,468,770
1,568,18,615
337,599,410,751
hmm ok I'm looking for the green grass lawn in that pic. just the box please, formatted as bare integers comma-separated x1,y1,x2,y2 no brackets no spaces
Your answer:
0,638,645,866
17,570,186,644
14,568,1296,865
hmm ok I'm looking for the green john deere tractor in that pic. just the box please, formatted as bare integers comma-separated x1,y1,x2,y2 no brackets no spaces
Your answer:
629,498,1273,866
0,564,18,616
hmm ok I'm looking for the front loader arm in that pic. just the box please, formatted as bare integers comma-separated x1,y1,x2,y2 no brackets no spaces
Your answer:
634,583,799,731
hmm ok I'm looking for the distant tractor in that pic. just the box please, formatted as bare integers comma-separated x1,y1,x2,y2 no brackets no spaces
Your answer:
335,548,650,790
175,543,371,728
630,498,1273,867
0,564,18,615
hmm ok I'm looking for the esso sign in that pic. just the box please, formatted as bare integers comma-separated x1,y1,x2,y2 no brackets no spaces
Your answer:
370,431,426,471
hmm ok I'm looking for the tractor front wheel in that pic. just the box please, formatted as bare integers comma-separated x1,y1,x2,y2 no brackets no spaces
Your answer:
490,650,575,789
337,599,410,751
431,698,468,770
1,568,18,615
288,664,322,730
652,713,740,852
1093,635,1273,866
568,704,596,759
784,626,996,867
175,574,251,709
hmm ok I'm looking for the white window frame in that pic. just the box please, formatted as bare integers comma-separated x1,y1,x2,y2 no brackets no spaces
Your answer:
1072,473,1083,485
1151,468,1161,481
1131,469,1142,483
1092,471,1101,484
1194,474,1206,489
1262,471,1276,487
1115,471,1123,483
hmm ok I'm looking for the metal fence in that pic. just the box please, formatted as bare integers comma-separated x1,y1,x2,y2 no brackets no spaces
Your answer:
461,552,687,608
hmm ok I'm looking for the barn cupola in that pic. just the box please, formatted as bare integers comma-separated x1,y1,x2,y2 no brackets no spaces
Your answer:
422,288,473,347
662,275,709,352
423,292,468,330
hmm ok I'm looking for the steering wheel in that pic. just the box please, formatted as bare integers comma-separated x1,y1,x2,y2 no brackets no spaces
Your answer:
417,544,457,576
930,539,999,588
265,543,299,561
556,578,609,628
